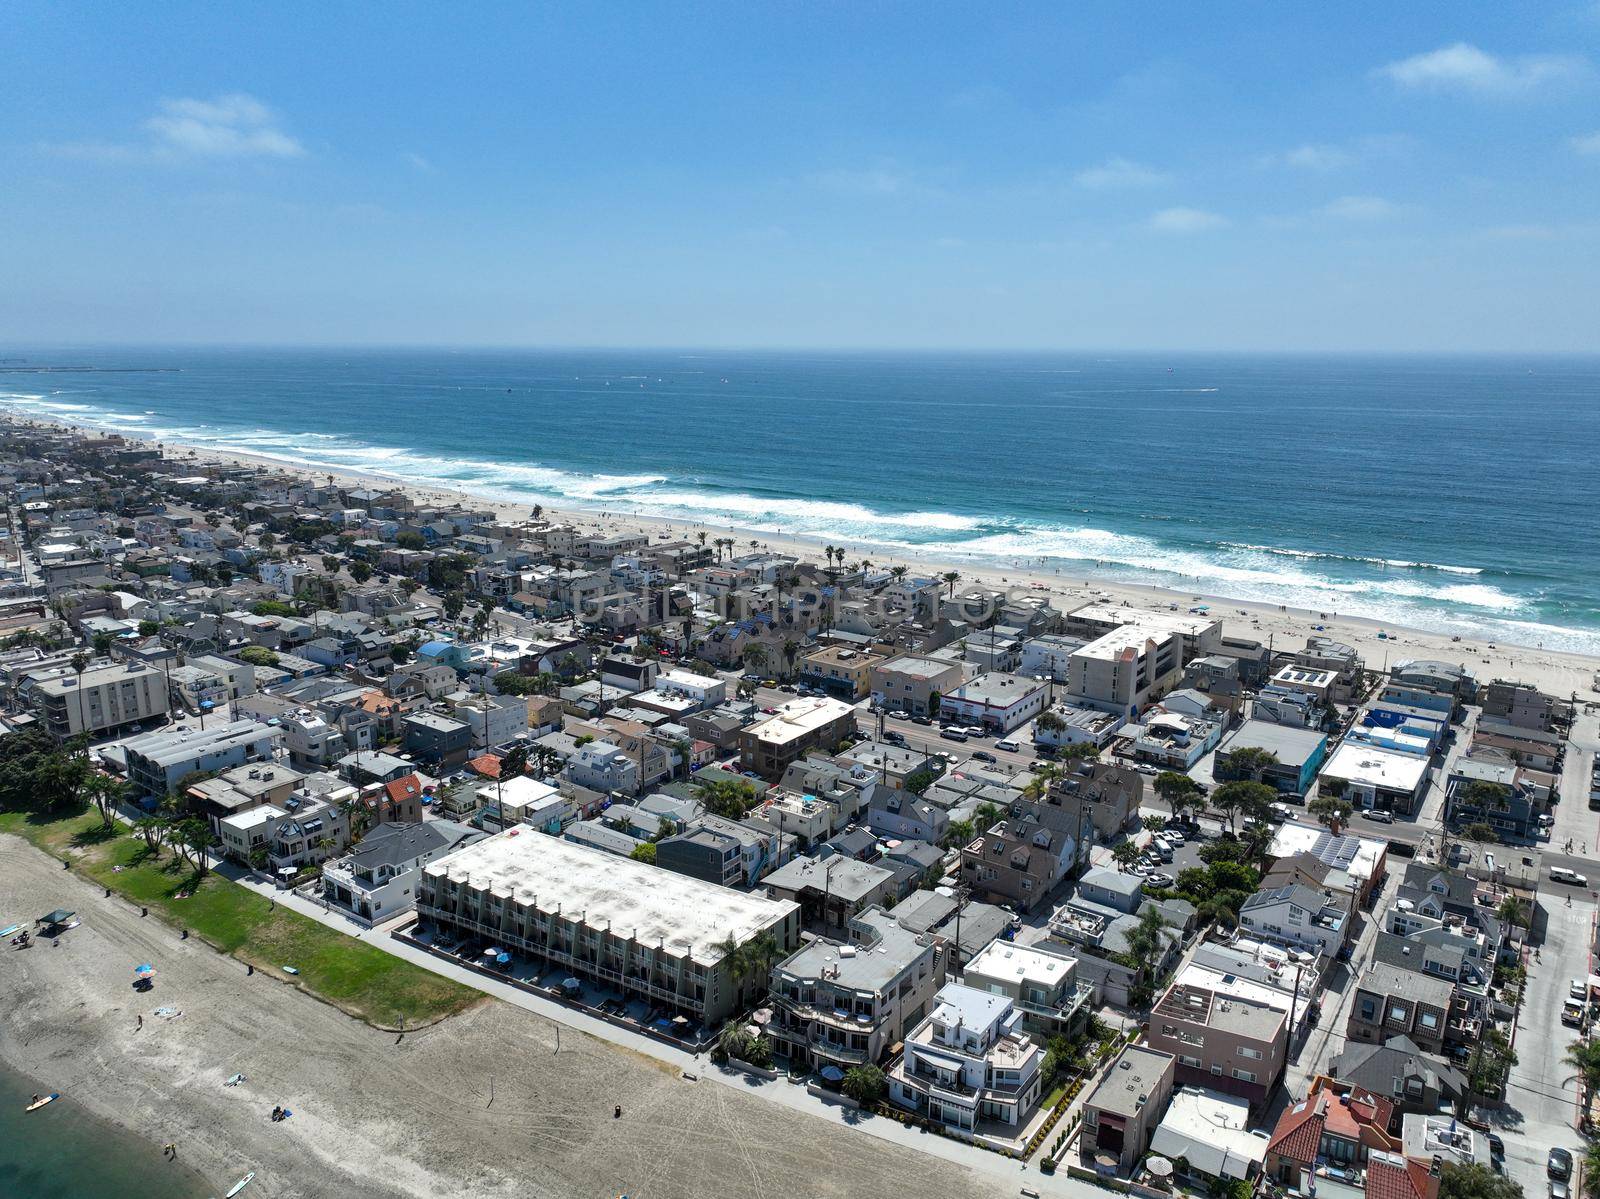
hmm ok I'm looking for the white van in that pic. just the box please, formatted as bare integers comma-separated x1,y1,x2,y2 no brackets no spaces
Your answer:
1550,866,1590,887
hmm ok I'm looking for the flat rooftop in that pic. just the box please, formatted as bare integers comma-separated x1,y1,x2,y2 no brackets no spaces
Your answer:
425,828,797,966
1069,602,1220,638
1222,719,1326,764
964,940,1076,990
746,696,854,747
1087,1045,1176,1118
949,672,1044,707
777,908,929,991
1320,741,1430,792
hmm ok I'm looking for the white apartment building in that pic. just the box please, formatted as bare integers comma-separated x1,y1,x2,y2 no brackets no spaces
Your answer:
890,984,1046,1131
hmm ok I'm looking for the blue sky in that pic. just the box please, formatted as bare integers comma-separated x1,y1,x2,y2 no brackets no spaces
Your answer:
4,3,1600,350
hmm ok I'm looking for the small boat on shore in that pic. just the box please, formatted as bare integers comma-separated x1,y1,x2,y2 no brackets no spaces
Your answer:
26,1092,59,1111
225,1171,256,1197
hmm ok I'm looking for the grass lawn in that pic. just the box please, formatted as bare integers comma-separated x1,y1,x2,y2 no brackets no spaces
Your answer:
1,806,480,1028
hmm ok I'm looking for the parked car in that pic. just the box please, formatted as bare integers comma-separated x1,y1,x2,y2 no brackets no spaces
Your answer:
1549,1148,1573,1181
996,738,1021,752
1360,809,1394,824
1571,979,1588,1002
1148,872,1175,888
970,750,998,763
911,715,932,726
940,729,968,743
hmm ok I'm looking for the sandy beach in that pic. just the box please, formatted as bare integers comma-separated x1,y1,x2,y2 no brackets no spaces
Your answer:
0,835,1021,1199
48,417,1599,702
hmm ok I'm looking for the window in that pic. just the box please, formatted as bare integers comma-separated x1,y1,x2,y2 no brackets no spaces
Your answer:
1419,1012,1439,1031
1211,1063,1224,1075
1360,999,1377,1021
1388,1004,1408,1023
1179,1055,1202,1068
1233,1069,1256,1083
1238,1047,1263,1060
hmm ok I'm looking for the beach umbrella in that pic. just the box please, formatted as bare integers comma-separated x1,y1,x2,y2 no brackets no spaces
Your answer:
39,909,75,926
561,976,582,992
495,952,510,965
818,1065,845,1082
134,963,155,976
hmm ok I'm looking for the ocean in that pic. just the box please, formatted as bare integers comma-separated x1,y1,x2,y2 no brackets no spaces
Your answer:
0,1060,212,1197
3,347,1598,653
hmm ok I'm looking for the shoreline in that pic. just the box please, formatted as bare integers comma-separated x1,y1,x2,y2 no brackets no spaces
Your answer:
16,415,1600,697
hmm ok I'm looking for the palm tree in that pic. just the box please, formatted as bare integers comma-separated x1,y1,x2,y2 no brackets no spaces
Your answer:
743,643,769,675
69,651,89,737
889,565,909,582
1496,895,1528,929
696,531,707,548
1563,1037,1600,1098
942,570,961,597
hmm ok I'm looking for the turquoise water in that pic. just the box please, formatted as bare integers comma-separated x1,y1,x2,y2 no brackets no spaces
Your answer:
0,1060,212,1198
2,347,1598,652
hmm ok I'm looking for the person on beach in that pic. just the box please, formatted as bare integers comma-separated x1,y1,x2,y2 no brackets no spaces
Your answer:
136,1013,143,1030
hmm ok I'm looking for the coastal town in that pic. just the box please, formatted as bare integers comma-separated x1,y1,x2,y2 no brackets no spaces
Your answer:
2,418,1599,1199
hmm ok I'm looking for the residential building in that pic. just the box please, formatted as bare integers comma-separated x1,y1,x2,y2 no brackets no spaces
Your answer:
1065,624,1183,717
1148,1087,1268,1183
657,812,787,887
1345,963,1455,1056
1080,1046,1178,1175
1328,1035,1467,1120
762,853,895,933
402,711,473,769
869,654,965,717
962,940,1092,1039
1264,1076,1400,1188
419,828,801,1025
1146,980,1288,1108
769,906,939,1074
890,984,1046,1132
123,720,282,798
1046,761,1144,846
563,740,640,796
1400,1113,1492,1171
1267,822,1389,905
961,797,1088,913
187,761,304,832
1078,866,1146,914
737,696,855,779
33,660,170,739
1018,634,1088,684
1237,884,1349,961
798,645,884,700
1032,701,1124,749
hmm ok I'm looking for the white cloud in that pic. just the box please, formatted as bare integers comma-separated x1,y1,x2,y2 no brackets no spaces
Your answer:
1572,131,1600,154
1147,207,1228,233
1284,143,1355,171
404,151,434,172
1074,157,1169,189
1321,195,1405,221
47,93,303,162
144,94,303,157
1377,42,1582,94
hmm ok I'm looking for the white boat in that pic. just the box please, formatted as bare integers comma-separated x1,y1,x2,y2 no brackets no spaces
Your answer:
225,1171,256,1197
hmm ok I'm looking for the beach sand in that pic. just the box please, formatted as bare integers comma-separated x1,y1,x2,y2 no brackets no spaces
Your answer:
83,420,1600,701
0,835,1017,1199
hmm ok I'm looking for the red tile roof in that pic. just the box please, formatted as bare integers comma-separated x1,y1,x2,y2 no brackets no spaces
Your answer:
383,773,424,804
466,753,502,779
1366,1155,1438,1199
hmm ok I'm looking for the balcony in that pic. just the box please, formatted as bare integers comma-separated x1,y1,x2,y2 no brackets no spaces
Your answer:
810,1037,869,1065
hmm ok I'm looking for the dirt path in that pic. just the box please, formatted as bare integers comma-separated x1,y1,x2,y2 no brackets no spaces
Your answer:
0,835,1015,1199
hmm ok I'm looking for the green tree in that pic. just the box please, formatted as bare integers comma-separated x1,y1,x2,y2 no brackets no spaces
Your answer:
441,590,466,621
237,645,280,668
1154,771,1203,821
629,842,657,864
349,560,373,584
842,1064,887,1105
974,801,1004,832
84,771,124,830
1307,794,1353,833
1496,895,1528,929
694,777,759,820
396,530,426,550
942,819,975,849
1221,746,1279,783
1112,841,1141,868
904,768,935,795
1437,1164,1522,1199
1212,780,1275,835
941,570,961,597
1563,1037,1600,1097
137,619,160,637
1462,822,1497,845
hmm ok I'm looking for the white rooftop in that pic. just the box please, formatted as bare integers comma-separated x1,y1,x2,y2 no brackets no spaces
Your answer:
1071,602,1220,638
1320,741,1430,793
1150,1087,1266,1181
747,696,854,747
425,828,797,966
964,941,1076,989
1268,820,1387,885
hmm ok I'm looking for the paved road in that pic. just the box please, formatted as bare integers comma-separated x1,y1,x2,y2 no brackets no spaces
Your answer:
1499,890,1595,1195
